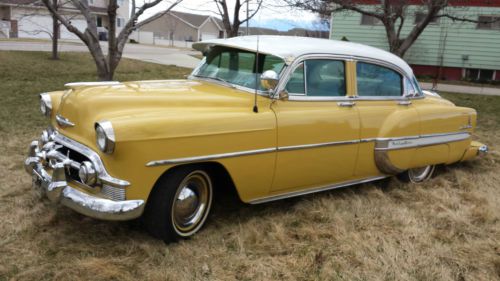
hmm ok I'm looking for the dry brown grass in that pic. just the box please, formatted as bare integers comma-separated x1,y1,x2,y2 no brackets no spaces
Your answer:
0,52,499,281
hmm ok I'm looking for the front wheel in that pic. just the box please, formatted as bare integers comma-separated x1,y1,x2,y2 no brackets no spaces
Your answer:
398,165,436,183
144,166,213,242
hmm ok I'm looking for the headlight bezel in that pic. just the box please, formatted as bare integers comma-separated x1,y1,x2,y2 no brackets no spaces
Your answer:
40,93,52,117
95,120,115,154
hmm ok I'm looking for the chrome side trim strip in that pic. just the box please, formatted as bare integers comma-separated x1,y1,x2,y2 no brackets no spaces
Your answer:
146,147,277,167
278,139,359,152
249,175,388,204
375,132,470,151
64,81,121,87
146,132,470,167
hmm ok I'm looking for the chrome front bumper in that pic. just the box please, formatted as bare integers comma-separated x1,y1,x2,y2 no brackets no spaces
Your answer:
24,135,145,221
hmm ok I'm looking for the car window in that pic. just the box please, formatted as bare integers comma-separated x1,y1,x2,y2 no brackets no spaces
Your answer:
356,62,402,97
285,59,346,97
285,63,305,95
404,78,418,97
195,47,285,91
306,60,346,97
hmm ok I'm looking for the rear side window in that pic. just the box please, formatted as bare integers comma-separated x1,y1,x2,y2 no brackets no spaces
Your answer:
356,62,402,97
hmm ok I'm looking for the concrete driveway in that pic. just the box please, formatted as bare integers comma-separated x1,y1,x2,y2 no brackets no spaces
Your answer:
0,39,201,69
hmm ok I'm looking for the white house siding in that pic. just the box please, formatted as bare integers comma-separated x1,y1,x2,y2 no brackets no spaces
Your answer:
11,7,85,39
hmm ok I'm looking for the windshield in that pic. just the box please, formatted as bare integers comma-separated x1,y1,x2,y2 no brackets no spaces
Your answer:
192,47,285,91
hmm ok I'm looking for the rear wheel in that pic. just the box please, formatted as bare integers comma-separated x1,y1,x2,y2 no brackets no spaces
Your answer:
144,166,213,242
398,165,436,183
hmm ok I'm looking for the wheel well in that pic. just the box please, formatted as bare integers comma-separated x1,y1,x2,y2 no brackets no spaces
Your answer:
147,162,242,205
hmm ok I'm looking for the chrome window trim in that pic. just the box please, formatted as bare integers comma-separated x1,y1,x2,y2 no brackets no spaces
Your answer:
248,175,388,204
53,132,130,187
146,131,470,167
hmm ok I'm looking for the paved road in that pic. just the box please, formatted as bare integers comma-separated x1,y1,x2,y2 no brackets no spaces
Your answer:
0,40,201,69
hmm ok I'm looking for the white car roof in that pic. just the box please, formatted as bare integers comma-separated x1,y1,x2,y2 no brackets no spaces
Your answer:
193,35,414,77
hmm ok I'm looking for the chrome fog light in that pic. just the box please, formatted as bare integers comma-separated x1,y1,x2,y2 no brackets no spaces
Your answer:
40,93,52,117
79,161,97,186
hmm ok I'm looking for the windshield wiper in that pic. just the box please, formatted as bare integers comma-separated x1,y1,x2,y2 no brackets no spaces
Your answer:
193,74,235,88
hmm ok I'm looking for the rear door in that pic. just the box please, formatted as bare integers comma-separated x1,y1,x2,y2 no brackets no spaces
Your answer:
352,61,421,177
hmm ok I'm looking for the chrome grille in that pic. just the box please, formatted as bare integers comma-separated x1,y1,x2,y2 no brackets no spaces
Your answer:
101,185,126,201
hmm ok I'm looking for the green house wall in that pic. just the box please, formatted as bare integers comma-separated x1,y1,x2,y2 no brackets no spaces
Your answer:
330,6,500,71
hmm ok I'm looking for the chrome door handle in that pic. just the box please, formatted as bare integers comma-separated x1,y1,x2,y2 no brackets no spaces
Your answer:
337,101,356,107
398,100,412,106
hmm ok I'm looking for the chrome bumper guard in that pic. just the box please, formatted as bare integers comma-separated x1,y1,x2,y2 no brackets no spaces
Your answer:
478,145,489,156
24,136,144,221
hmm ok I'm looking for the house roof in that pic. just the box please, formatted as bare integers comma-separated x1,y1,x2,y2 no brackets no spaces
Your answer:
139,10,224,30
193,35,414,77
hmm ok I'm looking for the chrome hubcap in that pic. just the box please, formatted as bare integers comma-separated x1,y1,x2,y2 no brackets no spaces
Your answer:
172,171,211,235
408,165,435,183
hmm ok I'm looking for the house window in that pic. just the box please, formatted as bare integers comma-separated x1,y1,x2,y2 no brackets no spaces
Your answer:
117,0,124,6
465,68,495,81
415,12,439,25
477,16,500,30
89,0,94,4
116,17,125,28
360,15,382,26
96,16,102,27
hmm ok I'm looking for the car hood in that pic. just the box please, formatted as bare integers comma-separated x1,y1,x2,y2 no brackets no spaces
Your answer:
54,79,262,145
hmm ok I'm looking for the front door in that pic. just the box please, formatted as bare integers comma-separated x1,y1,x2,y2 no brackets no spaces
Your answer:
270,58,360,192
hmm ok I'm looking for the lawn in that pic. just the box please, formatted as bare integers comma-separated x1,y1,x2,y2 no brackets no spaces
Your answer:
0,51,499,281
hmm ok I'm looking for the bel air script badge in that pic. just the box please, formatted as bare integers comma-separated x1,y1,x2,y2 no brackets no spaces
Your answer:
389,140,413,148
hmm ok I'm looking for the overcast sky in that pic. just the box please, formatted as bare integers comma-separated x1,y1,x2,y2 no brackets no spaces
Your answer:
139,0,320,31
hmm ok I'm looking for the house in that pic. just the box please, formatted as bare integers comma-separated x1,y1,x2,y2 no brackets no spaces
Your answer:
238,26,328,38
138,11,225,42
0,0,129,40
330,0,500,82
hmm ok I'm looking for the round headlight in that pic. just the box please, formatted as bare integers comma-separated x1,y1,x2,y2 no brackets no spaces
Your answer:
79,161,97,186
95,120,115,154
40,93,52,117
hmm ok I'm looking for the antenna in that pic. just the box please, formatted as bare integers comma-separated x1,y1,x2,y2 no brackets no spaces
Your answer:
253,35,260,113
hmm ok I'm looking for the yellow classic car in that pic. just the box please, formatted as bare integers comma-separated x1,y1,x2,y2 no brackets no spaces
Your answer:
25,36,488,242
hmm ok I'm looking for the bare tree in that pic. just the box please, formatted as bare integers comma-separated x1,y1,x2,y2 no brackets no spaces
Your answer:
41,0,182,80
15,0,72,59
286,0,496,58
213,0,264,37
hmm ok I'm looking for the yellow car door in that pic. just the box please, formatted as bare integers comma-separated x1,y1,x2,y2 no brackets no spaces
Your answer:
270,57,360,193
352,61,421,178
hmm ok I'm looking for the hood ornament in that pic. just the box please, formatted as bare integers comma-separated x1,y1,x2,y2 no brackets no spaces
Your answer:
56,114,75,128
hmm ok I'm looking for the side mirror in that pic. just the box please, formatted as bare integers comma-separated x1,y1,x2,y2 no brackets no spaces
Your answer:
260,70,279,91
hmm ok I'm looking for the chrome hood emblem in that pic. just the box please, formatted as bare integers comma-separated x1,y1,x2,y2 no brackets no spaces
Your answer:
56,114,75,128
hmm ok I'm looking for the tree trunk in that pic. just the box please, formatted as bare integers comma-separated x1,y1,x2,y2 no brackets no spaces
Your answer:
51,0,59,60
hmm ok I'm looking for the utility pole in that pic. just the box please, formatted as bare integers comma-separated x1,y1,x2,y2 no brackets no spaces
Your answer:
246,0,249,35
